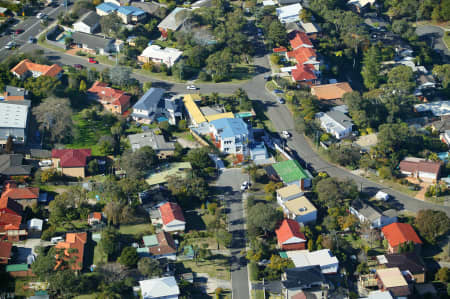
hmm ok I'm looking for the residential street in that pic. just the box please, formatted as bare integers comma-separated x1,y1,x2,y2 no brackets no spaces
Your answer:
213,168,250,299
416,25,450,61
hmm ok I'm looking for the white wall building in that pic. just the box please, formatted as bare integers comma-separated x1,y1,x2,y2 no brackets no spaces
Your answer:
285,249,339,274
315,106,354,139
138,45,183,67
139,276,180,299
209,118,251,157
276,3,302,23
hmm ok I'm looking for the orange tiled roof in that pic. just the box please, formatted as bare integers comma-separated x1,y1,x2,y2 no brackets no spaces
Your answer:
0,212,22,230
275,219,306,244
10,59,62,78
0,197,22,216
159,202,185,225
1,187,39,200
55,232,87,271
293,47,317,65
310,82,353,100
88,81,131,112
292,64,317,82
89,212,102,220
289,31,313,49
382,223,422,248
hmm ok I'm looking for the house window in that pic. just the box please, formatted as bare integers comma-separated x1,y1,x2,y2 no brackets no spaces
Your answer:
224,148,229,152
236,146,241,152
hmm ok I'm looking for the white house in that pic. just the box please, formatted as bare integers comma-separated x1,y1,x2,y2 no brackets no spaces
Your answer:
138,45,183,67
277,185,305,204
285,249,339,274
276,3,302,23
315,106,354,139
96,2,119,16
139,276,180,299
209,118,250,157
280,195,317,224
73,11,100,34
159,202,186,232
350,199,398,229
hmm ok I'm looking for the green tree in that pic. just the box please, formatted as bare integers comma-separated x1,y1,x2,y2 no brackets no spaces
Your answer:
414,209,450,244
435,267,450,282
100,13,122,37
433,64,450,89
79,80,87,92
138,257,163,278
267,20,286,47
215,229,232,248
31,247,56,280
120,146,158,179
33,97,73,143
143,81,152,92
118,247,139,267
361,45,381,90
100,227,120,259
315,177,358,208
247,202,283,236
24,75,61,98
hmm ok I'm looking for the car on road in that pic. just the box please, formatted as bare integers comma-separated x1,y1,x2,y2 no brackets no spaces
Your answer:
36,12,44,19
28,36,36,43
88,58,98,64
281,131,291,139
15,29,24,34
273,89,283,94
73,64,83,70
4,41,16,49
186,85,197,90
240,181,250,191
264,75,271,81
277,97,285,104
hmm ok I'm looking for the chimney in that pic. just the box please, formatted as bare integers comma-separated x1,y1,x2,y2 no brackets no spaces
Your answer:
300,179,304,190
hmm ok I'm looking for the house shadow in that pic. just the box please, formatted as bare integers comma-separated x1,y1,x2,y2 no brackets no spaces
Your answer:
185,210,206,231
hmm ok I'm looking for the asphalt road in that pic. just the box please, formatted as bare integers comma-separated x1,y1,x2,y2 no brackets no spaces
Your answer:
416,25,450,60
213,168,250,299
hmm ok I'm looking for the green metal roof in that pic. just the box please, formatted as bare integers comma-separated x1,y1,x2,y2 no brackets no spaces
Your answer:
272,160,310,183
143,234,158,247
279,251,288,258
6,264,28,272
183,245,194,257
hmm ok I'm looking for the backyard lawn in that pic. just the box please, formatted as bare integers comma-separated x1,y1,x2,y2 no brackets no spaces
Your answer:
180,255,231,280
118,223,153,236
93,243,107,265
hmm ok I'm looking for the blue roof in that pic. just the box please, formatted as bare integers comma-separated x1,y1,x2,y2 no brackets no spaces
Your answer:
96,2,119,13
133,87,165,112
210,118,249,138
117,5,145,16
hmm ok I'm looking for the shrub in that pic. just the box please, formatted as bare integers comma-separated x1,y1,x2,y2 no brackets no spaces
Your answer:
378,166,392,179
249,261,259,281
76,50,86,56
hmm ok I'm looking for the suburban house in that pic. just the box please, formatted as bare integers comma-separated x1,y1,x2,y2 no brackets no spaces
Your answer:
399,157,441,182
289,30,313,49
96,2,119,15
281,196,317,225
271,160,312,188
88,212,103,226
0,196,25,242
287,47,320,71
87,81,131,115
367,291,394,299
416,73,436,91
73,11,100,34
0,241,12,264
159,202,185,232
3,86,29,101
183,94,235,129
278,0,302,4
131,87,165,124
6,264,34,277
145,162,192,186
311,82,353,100
276,3,302,24
375,268,410,297
140,232,177,260
104,0,128,6
377,252,426,283
51,149,92,178
300,22,320,38
281,266,329,298
128,131,175,158
158,7,188,38
55,232,87,271
315,106,354,140
349,199,397,229
0,100,30,144
440,130,450,145
131,1,160,15
277,184,305,203
27,218,43,237
116,6,146,24
71,32,116,55
291,64,318,84
138,45,183,67
415,101,450,117
282,249,339,274
0,154,32,177
1,181,39,208
209,118,250,158
347,0,376,13
139,276,180,299
10,59,63,79
381,222,422,254
275,219,307,251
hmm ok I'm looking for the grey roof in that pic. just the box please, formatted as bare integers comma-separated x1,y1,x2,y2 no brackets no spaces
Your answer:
326,108,353,129
71,32,114,50
129,1,160,14
5,85,28,98
351,199,382,222
128,130,175,152
29,149,52,159
282,266,326,289
133,87,165,113
78,11,100,27
285,22,301,33
432,118,450,132
0,101,29,129
384,252,425,275
158,7,188,31
0,154,32,176
164,97,183,113
383,209,398,218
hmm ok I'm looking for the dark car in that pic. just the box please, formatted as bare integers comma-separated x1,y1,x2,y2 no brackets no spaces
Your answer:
273,89,283,94
277,97,285,104
74,64,83,70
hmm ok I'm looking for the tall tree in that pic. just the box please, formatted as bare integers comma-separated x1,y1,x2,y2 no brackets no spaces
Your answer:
33,97,73,143
267,20,286,47
118,247,139,267
415,209,450,244
100,13,122,37
361,45,381,90
100,227,120,259
137,257,163,278
119,146,158,179
247,203,282,236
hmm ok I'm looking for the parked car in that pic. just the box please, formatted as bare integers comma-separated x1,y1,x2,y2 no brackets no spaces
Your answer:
88,58,98,64
240,181,250,191
51,236,64,244
281,131,291,138
273,89,283,94
15,29,24,34
28,36,36,43
277,97,285,104
36,12,43,19
38,160,53,167
73,64,83,70
4,41,16,49
186,85,197,90
264,75,271,81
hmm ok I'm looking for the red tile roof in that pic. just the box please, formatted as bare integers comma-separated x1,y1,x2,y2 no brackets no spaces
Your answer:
55,232,87,271
276,219,306,245
292,64,317,82
159,202,185,225
52,149,91,168
1,187,39,200
311,83,353,100
293,47,317,65
87,81,131,113
0,197,22,216
382,223,422,248
399,159,441,175
292,292,307,299
0,242,12,259
89,212,102,220
148,231,177,256
0,212,22,230
11,59,62,78
273,46,288,53
289,31,313,49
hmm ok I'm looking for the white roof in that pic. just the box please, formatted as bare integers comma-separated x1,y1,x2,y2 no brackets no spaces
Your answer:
300,22,319,33
139,276,180,298
0,101,29,129
263,0,276,5
276,3,302,23
415,101,450,116
281,66,297,73
347,0,375,8
27,218,44,231
368,291,394,299
286,249,339,272
140,45,183,63
158,7,187,31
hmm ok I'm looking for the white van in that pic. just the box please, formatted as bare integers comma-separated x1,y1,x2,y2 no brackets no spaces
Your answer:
38,160,53,167
51,236,64,244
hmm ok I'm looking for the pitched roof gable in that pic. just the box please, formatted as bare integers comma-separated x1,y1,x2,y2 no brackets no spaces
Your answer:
88,81,131,108
55,232,87,270
159,202,185,225
381,222,422,248
289,31,313,49
52,149,91,168
11,59,62,77
0,242,12,259
399,158,441,175
1,187,39,200
148,231,177,255
276,219,306,244
292,64,317,81
311,82,353,100
0,196,23,215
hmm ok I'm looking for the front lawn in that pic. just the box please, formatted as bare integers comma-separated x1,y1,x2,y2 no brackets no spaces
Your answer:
118,223,152,236
179,255,231,280
93,243,107,265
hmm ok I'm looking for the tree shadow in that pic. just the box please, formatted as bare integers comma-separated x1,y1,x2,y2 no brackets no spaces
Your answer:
185,210,206,231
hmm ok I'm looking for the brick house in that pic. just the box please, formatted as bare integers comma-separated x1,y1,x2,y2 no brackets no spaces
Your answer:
1,181,39,208
0,241,12,264
276,219,307,251
51,149,92,178
399,157,441,182
0,196,26,242
10,59,63,80
55,232,87,271
376,267,410,297
87,81,131,115
381,222,422,254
